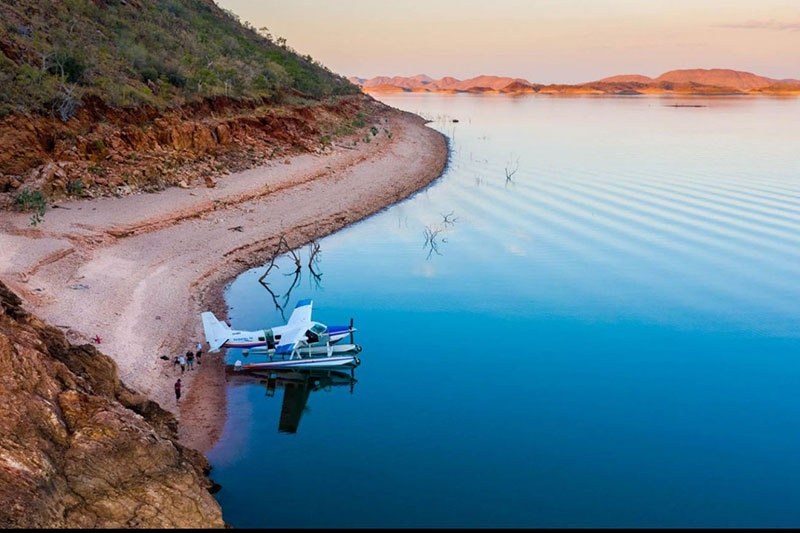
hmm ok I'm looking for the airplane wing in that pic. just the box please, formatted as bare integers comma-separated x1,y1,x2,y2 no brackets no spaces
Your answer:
275,300,313,355
274,326,308,355
286,299,313,327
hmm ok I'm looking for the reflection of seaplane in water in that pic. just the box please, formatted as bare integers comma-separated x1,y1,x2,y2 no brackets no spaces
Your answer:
227,368,356,433
201,299,361,370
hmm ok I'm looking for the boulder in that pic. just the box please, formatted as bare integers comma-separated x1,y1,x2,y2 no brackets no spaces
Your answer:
214,123,232,145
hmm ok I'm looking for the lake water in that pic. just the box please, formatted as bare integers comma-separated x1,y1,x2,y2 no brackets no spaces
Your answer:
207,95,800,527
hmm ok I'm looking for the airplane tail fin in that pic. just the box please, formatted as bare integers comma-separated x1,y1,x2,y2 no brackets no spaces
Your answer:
202,312,231,352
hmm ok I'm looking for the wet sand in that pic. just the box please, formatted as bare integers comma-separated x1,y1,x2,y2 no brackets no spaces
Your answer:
0,109,448,452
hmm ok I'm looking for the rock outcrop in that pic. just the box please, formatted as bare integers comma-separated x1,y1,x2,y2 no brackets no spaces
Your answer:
0,94,376,206
0,281,224,528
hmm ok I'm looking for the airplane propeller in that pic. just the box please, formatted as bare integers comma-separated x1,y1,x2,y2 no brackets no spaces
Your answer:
349,317,354,345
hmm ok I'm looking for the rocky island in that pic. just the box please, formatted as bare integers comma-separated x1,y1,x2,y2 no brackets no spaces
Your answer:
349,69,800,95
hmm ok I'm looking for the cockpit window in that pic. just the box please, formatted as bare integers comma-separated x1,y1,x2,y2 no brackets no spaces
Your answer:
310,324,327,334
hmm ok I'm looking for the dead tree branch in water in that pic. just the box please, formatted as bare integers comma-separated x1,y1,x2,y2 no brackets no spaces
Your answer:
504,154,520,183
309,263,323,290
308,239,323,284
282,267,302,309
257,235,301,321
257,233,325,311
308,240,322,266
287,242,301,272
423,225,443,259
441,211,457,226
258,278,288,322
259,235,293,283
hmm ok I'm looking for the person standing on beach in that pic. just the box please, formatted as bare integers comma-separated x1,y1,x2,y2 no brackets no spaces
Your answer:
173,355,180,374
196,342,203,365
186,350,194,370
178,354,186,374
174,379,182,402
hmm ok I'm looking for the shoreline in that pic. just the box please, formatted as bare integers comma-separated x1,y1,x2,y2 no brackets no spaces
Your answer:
0,107,448,453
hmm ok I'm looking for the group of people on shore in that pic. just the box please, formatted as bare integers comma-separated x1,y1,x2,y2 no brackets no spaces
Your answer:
174,342,204,402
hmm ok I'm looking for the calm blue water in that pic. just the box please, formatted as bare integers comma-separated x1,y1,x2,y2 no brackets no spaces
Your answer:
208,95,800,528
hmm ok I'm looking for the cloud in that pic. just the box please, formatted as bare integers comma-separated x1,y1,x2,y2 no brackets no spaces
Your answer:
716,19,800,32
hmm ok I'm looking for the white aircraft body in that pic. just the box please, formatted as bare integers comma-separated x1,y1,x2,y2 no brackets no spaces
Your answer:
202,299,361,369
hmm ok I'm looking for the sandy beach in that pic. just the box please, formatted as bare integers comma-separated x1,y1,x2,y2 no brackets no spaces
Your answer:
0,108,448,452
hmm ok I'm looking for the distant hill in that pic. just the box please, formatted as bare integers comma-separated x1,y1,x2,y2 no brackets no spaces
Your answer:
654,69,774,90
0,0,358,118
359,75,435,89
448,76,530,91
352,69,800,95
597,74,654,84
350,75,535,93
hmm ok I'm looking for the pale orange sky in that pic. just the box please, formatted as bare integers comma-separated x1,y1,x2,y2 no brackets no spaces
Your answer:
216,0,800,83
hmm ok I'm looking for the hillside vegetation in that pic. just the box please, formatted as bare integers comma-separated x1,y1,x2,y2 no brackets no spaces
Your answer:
0,0,382,208
0,0,357,119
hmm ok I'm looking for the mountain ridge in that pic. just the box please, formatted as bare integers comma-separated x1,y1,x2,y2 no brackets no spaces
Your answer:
350,69,800,95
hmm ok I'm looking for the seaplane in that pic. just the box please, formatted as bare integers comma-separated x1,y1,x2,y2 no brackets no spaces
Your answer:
201,299,361,370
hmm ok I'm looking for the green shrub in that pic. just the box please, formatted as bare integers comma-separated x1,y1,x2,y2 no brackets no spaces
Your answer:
66,179,84,196
166,68,187,88
13,188,47,226
334,123,354,136
59,53,87,84
87,164,106,176
139,66,160,84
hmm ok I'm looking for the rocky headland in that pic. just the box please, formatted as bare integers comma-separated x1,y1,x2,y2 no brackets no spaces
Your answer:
0,280,224,528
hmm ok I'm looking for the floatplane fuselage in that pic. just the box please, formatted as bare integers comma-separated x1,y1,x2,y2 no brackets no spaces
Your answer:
202,299,361,370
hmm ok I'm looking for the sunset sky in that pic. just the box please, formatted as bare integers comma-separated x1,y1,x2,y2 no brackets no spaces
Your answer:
217,0,800,83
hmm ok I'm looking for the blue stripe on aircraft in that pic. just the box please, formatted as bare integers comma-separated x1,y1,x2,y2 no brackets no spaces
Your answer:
225,342,266,348
295,298,312,308
242,357,355,368
275,343,295,355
